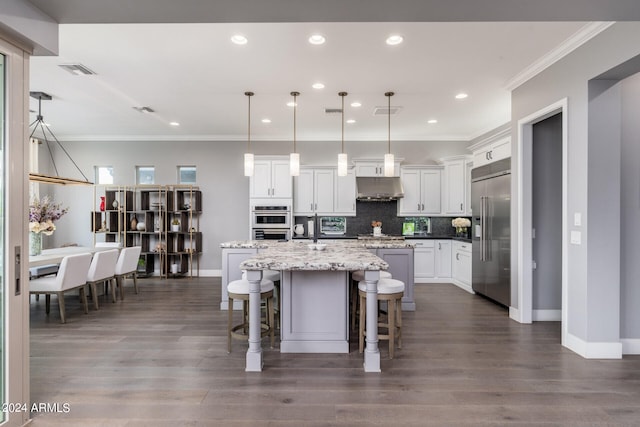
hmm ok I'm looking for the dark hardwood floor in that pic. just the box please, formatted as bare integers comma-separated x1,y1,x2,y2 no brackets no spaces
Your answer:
28,278,640,426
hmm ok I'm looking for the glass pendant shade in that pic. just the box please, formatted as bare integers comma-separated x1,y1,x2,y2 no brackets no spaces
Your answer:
337,153,348,177
384,153,395,177
290,152,300,176
244,153,254,177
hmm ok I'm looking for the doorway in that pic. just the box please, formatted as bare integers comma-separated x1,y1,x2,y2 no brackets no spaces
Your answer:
531,113,563,321
516,99,568,345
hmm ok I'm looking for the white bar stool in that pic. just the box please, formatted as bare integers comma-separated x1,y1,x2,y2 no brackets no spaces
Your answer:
227,278,275,352
358,278,405,359
350,270,392,332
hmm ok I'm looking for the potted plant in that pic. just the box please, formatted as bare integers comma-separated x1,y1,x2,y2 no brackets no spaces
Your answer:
171,218,180,232
137,256,147,273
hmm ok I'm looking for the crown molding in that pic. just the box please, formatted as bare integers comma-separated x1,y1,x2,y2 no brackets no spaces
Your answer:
504,21,615,91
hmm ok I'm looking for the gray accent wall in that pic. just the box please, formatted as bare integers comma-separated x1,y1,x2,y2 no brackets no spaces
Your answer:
40,139,469,271
511,22,640,346
620,71,640,339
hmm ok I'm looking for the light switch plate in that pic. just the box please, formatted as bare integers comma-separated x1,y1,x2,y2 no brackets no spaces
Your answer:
574,213,582,227
570,230,581,245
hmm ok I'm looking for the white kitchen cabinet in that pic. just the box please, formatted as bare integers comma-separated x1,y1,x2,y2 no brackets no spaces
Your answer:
334,169,356,215
413,240,435,279
398,166,442,216
250,157,292,198
354,159,400,177
465,158,473,216
294,168,335,215
452,240,472,292
435,240,452,278
470,134,511,168
442,157,466,215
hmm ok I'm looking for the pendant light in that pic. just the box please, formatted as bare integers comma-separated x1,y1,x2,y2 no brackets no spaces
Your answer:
244,91,254,177
289,91,300,176
28,91,93,185
383,91,395,177
337,91,348,177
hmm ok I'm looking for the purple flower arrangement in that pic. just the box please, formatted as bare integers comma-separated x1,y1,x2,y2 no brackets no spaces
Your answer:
29,195,68,235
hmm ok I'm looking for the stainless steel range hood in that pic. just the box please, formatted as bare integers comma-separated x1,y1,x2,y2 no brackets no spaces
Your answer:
356,177,404,201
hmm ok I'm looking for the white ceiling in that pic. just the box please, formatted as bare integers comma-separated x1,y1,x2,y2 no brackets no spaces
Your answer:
28,21,596,143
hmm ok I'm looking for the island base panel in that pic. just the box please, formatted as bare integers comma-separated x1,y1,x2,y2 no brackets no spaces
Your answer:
280,270,349,353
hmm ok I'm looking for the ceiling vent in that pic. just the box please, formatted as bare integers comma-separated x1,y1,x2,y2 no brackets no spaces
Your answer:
58,63,96,75
373,106,402,116
324,108,343,115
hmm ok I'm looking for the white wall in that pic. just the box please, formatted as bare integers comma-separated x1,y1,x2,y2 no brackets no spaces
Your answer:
511,22,640,353
39,138,469,271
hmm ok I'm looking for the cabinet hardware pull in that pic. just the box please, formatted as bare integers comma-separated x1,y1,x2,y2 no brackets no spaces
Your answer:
315,203,317,210
460,203,463,211
456,253,460,260
438,243,441,250
421,203,424,211
310,203,313,211
417,203,421,211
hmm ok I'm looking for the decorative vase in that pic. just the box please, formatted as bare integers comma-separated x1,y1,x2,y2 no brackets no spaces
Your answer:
373,226,382,237
456,227,467,238
130,216,138,231
294,224,304,235
137,222,146,231
99,196,105,212
29,232,42,256
112,199,119,209
171,223,180,232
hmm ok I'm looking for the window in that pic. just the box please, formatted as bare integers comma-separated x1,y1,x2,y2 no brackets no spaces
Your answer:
136,166,155,184
95,166,114,184
178,166,196,184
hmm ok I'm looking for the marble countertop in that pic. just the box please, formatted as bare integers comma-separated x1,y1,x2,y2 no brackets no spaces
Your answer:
221,239,414,250
238,241,390,271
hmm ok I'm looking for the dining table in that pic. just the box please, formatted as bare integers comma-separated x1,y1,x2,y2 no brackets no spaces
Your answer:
28,246,114,268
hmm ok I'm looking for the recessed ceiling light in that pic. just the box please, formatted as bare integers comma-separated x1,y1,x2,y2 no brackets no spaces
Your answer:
308,34,326,45
427,119,438,124
312,83,325,89
346,119,356,124
386,35,403,45
169,121,180,126
455,93,468,99
350,102,362,108
286,101,297,107
261,118,271,123
231,35,248,45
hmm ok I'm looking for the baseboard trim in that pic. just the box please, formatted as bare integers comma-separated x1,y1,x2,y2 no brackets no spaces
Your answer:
450,280,474,294
565,332,622,359
621,338,640,355
533,309,561,321
414,278,451,284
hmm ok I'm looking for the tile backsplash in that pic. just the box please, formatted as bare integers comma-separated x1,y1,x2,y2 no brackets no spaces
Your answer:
294,200,471,237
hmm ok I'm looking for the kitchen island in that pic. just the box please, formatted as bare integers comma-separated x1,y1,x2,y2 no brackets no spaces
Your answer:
222,239,412,373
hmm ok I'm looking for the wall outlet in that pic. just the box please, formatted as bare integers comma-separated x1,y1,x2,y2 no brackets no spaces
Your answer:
570,230,581,245
574,212,582,227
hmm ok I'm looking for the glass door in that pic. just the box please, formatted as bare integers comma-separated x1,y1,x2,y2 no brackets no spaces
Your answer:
0,51,5,426
0,36,30,427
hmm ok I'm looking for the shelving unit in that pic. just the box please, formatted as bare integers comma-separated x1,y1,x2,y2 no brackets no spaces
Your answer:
91,184,202,278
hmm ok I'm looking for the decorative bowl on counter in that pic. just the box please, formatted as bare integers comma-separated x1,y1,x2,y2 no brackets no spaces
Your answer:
307,243,327,251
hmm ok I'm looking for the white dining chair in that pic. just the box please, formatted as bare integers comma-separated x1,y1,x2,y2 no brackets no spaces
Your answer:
29,253,93,324
114,246,142,301
95,242,123,248
86,249,120,309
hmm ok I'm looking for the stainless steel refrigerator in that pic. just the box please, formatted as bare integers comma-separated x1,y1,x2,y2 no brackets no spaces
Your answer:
471,158,511,307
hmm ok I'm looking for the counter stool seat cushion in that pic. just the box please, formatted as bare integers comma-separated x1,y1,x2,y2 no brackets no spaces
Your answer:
358,278,405,294
358,278,405,359
228,278,274,294
227,279,275,352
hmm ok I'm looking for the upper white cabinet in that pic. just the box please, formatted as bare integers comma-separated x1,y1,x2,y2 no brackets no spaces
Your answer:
354,159,401,177
294,167,356,216
398,166,442,216
469,130,511,168
441,157,466,215
334,169,357,215
250,157,292,198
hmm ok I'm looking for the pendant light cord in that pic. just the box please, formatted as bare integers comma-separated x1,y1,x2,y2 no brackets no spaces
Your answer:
291,91,299,153
386,91,394,154
245,91,253,152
